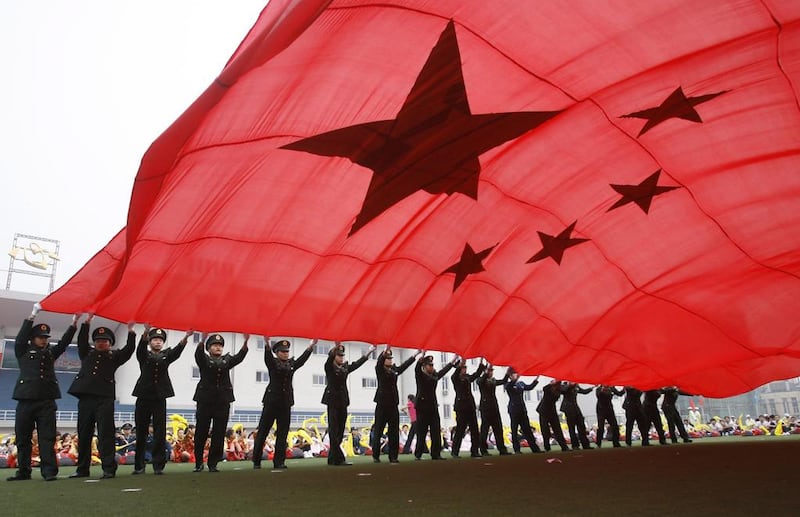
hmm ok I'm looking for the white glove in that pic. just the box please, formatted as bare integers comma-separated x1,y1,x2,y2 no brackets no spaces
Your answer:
30,302,42,318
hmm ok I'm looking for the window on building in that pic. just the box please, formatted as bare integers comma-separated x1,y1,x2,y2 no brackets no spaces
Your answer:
193,333,201,344
439,352,448,363
313,374,326,386
256,338,266,349
191,367,200,380
256,371,270,383
792,398,799,415
441,377,450,395
472,382,479,393
524,390,532,401
442,404,452,417
362,377,377,389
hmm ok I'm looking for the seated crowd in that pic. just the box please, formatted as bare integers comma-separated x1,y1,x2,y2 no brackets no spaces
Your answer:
2,411,798,470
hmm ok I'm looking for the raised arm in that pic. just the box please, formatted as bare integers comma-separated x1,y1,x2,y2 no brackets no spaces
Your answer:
524,375,541,391
14,302,41,356
228,334,250,368
115,322,137,365
195,333,207,367
167,329,192,363
396,348,420,374
135,323,150,362
293,338,317,370
52,313,80,360
436,357,458,379
467,362,486,382
77,314,94,360
348,345,375,372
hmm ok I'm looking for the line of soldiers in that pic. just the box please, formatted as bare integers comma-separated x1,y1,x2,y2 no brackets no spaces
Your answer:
7,303,694,481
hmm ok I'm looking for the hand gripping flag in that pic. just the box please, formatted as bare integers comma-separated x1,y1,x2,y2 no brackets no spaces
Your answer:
43,0,800,397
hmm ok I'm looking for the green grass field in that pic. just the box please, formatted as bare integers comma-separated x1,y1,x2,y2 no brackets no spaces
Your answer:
6,435,800,516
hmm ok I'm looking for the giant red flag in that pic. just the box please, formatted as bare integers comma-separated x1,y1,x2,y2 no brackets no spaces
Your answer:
43,0,800,397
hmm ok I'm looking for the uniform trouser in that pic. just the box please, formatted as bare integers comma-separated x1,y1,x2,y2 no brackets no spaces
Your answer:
538,410,568,451
451,407,480,455
76,396,116,475
510,410,541,452
625,406,650,445
372,403,400,461
402,421,419,453
563,407,592,448
643,405,667,443
415,407,443,459
194,402,229,468
134,398,167,471
15,399,58,478
252,402,291,467
479,405,508,454
596,406,621,446
327,403,347,465
663,406,690,441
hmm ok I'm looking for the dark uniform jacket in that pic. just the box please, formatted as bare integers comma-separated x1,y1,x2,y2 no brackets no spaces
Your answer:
262,346,312,406
451,362,485,412
131,334,186,399
12,319,77,401
414,359,455,412
373,351,415,407
643,389,661,409
595,386,624,410
660,388,691,409
536,382,562,415
321,351,369,407
68,323,135,399
622,387,643,410
192,346,248,404
559,383,593,413
478,371,509,411
506,378,539,414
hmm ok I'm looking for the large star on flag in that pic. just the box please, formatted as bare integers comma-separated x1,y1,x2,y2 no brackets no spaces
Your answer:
527,221,589,265
608,170,680,213
282,20,562,235
444,243,496,292
621,86,727,137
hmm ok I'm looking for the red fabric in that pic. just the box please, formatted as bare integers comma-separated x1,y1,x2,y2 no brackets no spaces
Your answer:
43,0,800,397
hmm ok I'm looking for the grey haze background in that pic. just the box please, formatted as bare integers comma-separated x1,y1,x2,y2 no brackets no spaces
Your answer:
0,1,268,295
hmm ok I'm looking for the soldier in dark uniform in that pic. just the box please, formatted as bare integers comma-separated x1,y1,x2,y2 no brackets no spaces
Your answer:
68,315,136,479
595,385,623,448
661,386,693,443
643,389,668,445
371,344,418,463
414,354,456,460
131,327,191,475
536,379,570,452
622,386,650,446
252,338,316,470
322,342,374,466
477,362,510,456
505,370,543,453
449,358,485,458
560,382,594,450
7,303,78,482
192,333,249,472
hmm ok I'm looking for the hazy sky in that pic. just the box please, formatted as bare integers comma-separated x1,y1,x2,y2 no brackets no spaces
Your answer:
0,1,268,294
